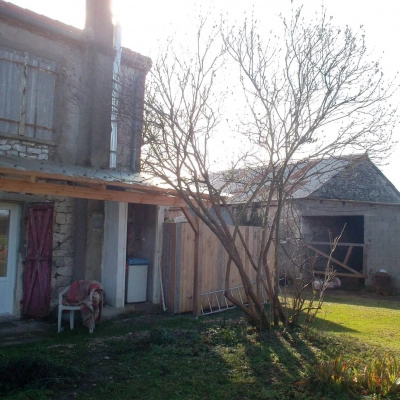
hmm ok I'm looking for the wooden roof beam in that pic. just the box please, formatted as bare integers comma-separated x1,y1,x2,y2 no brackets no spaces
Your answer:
0,177,188,207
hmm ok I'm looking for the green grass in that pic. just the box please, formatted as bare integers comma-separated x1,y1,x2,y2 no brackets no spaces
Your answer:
311,290,400,352
0,291,399,399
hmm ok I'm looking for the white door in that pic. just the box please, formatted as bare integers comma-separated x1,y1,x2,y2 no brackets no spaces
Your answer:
0,203,19,315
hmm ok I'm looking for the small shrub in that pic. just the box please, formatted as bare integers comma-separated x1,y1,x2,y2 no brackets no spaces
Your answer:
306,355,357,395
359,352,400,397
305,353,400,398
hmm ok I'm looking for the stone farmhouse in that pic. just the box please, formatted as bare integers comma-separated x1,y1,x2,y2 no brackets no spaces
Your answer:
0,0,185,318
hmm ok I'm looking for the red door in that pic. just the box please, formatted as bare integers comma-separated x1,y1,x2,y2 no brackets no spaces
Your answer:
23,204,54,318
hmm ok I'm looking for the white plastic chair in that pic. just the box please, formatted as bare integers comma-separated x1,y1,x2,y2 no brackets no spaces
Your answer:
58,284,102,333
57,285,80,333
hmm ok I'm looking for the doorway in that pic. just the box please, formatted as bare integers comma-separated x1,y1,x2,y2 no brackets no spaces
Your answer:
302,215,365,285
0,203,20,315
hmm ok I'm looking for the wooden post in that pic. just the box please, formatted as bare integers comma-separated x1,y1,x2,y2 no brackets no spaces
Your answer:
170,223,177,313
192,219,200,316
181,208,201,316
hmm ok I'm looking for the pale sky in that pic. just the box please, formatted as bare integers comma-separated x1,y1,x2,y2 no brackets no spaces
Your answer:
6,0,400,189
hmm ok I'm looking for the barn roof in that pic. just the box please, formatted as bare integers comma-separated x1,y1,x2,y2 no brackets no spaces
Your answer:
210,155,400,204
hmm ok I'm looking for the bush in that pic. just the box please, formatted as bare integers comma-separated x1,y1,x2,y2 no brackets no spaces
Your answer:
306,356,357,395
359,352,400,397
305,352,400,398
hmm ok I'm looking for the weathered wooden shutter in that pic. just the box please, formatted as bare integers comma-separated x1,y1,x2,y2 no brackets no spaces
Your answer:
0,46,55,140
25,54,56,140
23,204,54,318
0,47,23,135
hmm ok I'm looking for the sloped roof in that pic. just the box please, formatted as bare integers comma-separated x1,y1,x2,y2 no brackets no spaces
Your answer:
0,155,187,207
210,155,400,204
0,154,166,187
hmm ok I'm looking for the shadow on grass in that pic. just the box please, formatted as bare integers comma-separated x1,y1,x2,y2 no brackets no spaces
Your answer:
243,328,318,391
320,289,400,311
304,313,359,333
1,308,364,400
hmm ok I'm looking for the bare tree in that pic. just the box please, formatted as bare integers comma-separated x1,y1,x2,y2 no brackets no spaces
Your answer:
142,9,398,329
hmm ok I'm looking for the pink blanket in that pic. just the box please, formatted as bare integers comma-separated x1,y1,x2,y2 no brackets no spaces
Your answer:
63,280,103,332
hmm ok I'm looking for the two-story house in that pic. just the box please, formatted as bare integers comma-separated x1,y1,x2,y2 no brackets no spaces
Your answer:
0,0,184,318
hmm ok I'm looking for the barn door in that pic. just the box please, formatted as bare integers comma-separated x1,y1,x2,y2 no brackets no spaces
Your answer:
23,204,54,317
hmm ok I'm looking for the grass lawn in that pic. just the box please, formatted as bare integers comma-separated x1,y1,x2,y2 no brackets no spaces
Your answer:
313,290,400,352
0,289,399,399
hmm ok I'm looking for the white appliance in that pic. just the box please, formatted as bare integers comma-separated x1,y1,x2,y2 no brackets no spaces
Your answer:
126,258,148,303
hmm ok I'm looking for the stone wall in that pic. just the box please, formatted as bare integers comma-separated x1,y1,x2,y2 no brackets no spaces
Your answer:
0,138,49,159
50,196,75,308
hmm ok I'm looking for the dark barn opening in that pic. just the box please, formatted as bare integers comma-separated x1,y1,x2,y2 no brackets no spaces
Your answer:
302,215,365,289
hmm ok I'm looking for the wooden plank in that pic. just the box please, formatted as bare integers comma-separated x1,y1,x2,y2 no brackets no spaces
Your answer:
0,166,186,195
0,177,187,207
170,224,177,313
26,61,55,140
199,221,221,310
167,221,275,313
314,271,365,278
181,207,198,234
343,245,353,266
244,226,250,279
179,223,195,313
311,253,319,270
161,223,175,312
308,241,365,247
174,224,181,313
192,217,200,316
307,244,364,277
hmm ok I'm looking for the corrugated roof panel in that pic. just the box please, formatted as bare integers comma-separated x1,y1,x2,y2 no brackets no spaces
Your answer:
0,154,170,189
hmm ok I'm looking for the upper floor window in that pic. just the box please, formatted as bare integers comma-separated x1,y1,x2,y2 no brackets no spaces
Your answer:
0,46,56,141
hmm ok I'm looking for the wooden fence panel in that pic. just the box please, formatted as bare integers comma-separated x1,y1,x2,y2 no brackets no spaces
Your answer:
161,221,274,314
161,223,176,312
178,223,195,313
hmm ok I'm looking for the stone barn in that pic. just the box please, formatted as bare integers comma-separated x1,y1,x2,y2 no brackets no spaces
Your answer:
292,156,400,292
210,155,400,293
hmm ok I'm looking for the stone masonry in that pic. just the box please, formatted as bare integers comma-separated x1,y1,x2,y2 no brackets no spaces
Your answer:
0,138,49,160
49,196,75,308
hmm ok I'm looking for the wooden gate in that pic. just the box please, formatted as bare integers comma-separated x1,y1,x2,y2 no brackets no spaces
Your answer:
23,204,54,317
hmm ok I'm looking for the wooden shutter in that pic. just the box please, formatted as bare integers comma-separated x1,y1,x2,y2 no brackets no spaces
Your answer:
0,46,55,140
25,54,56,140
0,47,24,135
23,204,54,318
